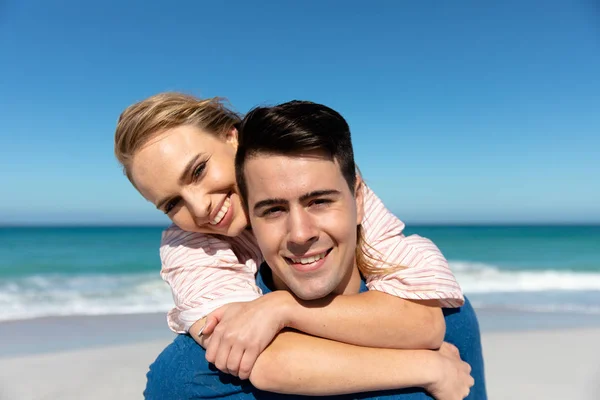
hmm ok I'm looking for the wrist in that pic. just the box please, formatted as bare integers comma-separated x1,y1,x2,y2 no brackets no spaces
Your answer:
268,290,297,329
419,351,443,391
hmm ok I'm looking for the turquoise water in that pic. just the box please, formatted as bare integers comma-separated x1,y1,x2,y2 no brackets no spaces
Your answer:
0,227,162,277
405,225,600,272
1,225,599,321
0,226,169,321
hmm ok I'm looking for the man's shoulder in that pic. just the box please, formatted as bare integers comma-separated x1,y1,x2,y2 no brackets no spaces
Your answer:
145,334,257,399
256,262,274,294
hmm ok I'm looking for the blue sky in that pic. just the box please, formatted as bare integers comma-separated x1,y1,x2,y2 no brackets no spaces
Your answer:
1,0,599,225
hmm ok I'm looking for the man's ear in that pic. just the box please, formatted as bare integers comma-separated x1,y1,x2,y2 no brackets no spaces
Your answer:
225,126,238,148
355,176,365,225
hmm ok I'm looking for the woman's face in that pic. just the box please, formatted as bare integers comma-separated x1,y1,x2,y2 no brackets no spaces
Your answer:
130,125,248,236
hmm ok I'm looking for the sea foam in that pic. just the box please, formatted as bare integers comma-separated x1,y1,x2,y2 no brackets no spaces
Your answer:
0,273,172,322
2,261,600,322
451,261,600,293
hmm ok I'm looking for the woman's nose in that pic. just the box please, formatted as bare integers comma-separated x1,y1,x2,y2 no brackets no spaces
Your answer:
184,193,212,223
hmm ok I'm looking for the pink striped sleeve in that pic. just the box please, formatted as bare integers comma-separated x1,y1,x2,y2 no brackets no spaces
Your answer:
160,225,263,333
360,185,464,308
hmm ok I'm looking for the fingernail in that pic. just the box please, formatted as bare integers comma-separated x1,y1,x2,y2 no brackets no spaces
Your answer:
197,323,206,337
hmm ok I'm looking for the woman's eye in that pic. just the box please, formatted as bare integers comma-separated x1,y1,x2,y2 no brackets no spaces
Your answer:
164,198,180,214
192,161,207,180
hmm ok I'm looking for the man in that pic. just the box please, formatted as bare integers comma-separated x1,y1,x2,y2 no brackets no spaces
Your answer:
144,101,486,399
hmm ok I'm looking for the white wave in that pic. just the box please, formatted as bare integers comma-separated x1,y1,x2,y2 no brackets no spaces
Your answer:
450,261,600,293
468,298,600,315
2,261,600,322
0,273,173,322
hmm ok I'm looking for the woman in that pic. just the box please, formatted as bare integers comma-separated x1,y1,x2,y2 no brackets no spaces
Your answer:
114,93,484,398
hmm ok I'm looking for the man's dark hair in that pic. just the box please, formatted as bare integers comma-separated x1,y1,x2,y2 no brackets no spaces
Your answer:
235,100,356,206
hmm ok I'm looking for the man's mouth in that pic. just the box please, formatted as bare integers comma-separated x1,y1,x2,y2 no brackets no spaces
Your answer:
285,249,332,271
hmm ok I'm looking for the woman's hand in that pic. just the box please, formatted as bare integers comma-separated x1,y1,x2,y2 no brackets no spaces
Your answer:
425,342,474,400
201,291,295,380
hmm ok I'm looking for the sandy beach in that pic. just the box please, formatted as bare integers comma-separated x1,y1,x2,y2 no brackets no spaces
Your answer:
482,328,600,399
1,311,599,400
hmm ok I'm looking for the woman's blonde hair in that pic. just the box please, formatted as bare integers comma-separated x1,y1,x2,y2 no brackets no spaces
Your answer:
354,184,406,277
114,92,241,183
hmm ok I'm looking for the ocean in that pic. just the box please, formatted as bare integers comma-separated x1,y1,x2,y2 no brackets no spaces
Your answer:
1,225,599,322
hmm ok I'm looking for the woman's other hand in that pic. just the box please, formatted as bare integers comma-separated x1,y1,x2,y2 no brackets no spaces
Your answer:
425,342,474,400
201,291,294,380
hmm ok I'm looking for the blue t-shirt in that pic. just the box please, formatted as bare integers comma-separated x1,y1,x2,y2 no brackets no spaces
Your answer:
145,263,486,399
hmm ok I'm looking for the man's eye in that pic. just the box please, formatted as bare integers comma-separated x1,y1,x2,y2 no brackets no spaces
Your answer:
164,198,180,214
193,161,207,180
262,207,284,217
311,198,332,207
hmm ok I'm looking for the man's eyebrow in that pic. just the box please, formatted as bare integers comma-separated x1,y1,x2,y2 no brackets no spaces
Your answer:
299,190,341,202
154,153,203,210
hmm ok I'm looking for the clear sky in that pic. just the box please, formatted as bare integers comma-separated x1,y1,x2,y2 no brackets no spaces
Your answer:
1,0,599,225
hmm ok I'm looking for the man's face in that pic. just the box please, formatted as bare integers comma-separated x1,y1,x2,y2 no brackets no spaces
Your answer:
244,152,364,300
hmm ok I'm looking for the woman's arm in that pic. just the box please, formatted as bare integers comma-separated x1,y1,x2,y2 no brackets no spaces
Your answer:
194,291,442,382
194,322,472,397
159,225,263,333
250,331,473,397
194,290,443,383
195,319,473,397
194,309,472,397
285,290,445,349
360,184,464,308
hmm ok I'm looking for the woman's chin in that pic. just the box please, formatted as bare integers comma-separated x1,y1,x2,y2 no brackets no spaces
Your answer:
224,216,249,237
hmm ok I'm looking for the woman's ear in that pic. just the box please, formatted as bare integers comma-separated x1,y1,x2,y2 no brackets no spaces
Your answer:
225,126,239,148
355,175,365,225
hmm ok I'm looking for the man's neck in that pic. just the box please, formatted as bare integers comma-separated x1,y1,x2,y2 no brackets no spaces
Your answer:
338,265,362,295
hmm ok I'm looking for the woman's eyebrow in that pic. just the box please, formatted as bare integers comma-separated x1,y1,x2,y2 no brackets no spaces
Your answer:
154,153,205,209
178,154,203,185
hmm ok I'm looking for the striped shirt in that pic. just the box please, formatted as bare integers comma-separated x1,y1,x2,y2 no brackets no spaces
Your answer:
160,185,464,333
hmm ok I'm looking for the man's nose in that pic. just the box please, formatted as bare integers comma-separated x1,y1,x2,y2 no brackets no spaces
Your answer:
288,208,318,246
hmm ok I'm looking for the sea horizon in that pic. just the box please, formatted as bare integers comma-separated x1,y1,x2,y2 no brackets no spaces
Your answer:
2,221,600,228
